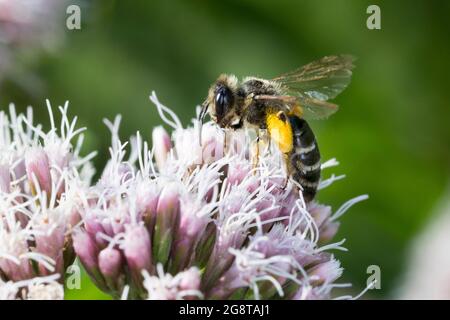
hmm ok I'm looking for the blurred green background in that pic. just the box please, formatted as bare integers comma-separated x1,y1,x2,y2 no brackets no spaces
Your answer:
1,0,449,299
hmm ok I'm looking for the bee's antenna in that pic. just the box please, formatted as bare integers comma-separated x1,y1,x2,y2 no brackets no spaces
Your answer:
198,101,209,146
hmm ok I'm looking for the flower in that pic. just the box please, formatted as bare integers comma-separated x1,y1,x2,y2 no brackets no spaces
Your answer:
73,92,368,300
0,102,95,299
142,264,203,300
0,274,63,300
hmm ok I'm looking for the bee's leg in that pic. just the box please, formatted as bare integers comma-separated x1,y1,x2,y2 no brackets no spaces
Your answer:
251,130,261,172
265,134,272,155
280,153,288,190
255,129,270,157
223,130,228,154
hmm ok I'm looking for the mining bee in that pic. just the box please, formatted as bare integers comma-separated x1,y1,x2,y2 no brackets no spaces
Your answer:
198,55,355,201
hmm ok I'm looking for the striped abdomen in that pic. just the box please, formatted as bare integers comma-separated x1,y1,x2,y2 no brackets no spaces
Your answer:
288,115,321,202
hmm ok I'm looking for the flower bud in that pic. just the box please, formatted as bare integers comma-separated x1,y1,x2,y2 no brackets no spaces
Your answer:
170,199,208,273
0,255,34,282
319,221,340,244
152,126,172,170
84,214,108,248
309,203,332,228
25,148,52,197
123,224,152,293
72,230,106,289
99,247,123,292
135,182,160,233
34,223,65,276
153,184,180,265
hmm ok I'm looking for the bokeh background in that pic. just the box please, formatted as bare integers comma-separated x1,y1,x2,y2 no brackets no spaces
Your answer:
1,0,449,299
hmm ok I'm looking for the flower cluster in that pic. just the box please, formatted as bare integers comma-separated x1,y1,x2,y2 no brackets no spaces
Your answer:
0,102,95,299
72,93,368,300
0,93,368,300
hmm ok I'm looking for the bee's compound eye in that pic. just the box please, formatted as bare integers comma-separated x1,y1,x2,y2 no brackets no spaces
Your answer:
215,86,233,119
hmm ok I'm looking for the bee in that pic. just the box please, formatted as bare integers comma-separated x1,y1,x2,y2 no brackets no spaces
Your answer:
198,55,355,201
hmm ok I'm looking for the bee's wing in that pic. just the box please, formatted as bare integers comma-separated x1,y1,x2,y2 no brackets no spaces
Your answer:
272,55,355,119
254,95,339,120
297,97,339,120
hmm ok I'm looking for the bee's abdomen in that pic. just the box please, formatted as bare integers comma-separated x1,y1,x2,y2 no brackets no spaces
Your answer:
288,116,321,202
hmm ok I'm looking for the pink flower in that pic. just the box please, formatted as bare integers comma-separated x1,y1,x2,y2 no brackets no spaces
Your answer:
72,92,368,300
0,102,95,298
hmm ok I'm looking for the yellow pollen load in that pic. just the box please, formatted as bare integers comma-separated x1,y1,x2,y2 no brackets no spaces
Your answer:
266,112,293,154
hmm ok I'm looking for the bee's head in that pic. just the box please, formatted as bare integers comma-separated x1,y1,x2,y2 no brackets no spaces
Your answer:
198,75,241,145
200,74,240,129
